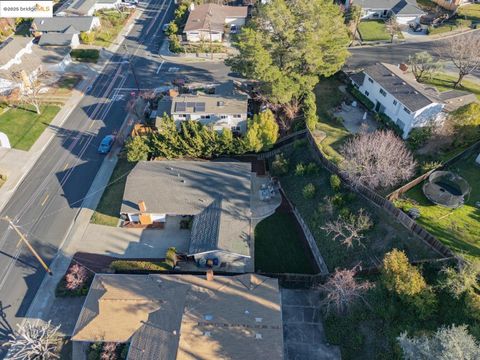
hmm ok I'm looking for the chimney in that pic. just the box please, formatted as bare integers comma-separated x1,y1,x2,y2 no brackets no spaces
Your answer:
206,269,214,281
189,2,195,11
138,200,147,212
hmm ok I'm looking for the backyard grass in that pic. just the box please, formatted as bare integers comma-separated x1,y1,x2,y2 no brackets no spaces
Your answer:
276,145,439,270
458,3,480,22
254,211,316,274
425,73,480,100
395,150,480,260
358,20,390,41
0,105,60,151
313,77,351,162
91,157,136,226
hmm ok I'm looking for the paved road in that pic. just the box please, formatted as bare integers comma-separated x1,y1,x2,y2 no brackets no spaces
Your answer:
0,0,204,352
347,30,480,77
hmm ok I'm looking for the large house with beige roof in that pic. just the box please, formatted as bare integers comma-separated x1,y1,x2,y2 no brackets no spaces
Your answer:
183,3,248,42
72,273,284,360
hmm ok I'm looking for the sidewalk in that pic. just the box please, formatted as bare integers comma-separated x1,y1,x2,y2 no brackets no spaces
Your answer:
159,39,228,64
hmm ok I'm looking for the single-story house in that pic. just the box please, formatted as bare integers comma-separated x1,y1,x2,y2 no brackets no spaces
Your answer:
184,3,248,42
120,160,252,267
72,273,284,359
156,92,249,134
0,37,71,93
32,17,99,48
56,0,123,16
349,0,425,24
350,62,477,138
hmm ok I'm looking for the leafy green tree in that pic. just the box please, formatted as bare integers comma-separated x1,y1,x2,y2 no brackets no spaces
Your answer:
228,0,350,105
303,90,318,130
219,128,234,154
382,249,427,297
398,325,480,360
125,136,149,162
245,110,279,152
439,261,480,299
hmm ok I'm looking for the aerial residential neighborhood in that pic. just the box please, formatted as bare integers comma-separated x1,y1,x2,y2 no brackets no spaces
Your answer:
0,0,479,359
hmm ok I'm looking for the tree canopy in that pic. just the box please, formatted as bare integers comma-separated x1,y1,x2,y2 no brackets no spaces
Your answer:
228,0,350,105
245,109,279,152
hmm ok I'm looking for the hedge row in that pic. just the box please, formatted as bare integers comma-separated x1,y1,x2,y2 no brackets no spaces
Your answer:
110,260,172,273
70,49,100,62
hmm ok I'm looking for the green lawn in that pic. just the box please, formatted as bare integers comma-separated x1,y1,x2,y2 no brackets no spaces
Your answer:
276,145,439,270
313,77,351,162
254,211,316,274
458,4,480,22
0,105,60,151
395,151,480,260
91,158,136,226
425,73,480,100
358,20,390,41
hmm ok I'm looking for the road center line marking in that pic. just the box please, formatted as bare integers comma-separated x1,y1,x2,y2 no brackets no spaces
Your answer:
41,194,50,207
156,60,165,74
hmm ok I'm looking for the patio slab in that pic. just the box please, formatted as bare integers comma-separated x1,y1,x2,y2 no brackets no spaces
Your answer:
334,102,378,134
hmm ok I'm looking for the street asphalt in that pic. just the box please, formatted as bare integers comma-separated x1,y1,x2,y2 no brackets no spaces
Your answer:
347,30,480,78
0,0,238,353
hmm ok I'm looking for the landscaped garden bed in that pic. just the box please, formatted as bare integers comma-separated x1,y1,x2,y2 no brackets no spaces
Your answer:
395,150,480,261
56,262,93,297
88,342,129,360
109,260,172,273
0,104,60,151
254,211,317,274
273,144,440,270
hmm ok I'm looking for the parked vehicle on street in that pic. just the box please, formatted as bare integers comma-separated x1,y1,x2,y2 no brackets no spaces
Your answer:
98,135,115,154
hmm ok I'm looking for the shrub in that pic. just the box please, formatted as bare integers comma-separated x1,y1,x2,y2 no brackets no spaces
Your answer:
56,263,92,297
165,247,177,268
408,127,433,150
79,31,96,44
332,193,344,207
330,174,341,192
125,136,149,162
295,162,306,176
375,113,403,137
382,250,427,297
305,162,318,175
455,18,472,28
271,153,289,176
110,260,172,273
349,86,374,110
465,291,480,321
420,160,442,173
70,49,100,62
302,183,316,199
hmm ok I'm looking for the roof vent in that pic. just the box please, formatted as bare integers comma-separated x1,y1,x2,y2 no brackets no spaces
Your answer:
255,317,263,323
402,82,407,85
204,314,213,320
244,310,250,314
167,167,173,170
204,331,211,337
255,333,262,339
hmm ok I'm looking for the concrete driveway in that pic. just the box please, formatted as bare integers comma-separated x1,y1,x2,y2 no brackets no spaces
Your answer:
282,289,341,360
71,216,191,258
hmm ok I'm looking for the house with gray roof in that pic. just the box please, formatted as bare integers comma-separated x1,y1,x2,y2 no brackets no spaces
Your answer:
72,273,283,360
156,92,248,134
348,0,425,24
350,62,477,138
120,160,252,268
184,3,248,42
56,0,122,16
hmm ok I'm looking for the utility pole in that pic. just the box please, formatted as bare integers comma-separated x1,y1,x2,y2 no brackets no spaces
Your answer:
2,216,52,276
207,12,213,60
123,43,141,92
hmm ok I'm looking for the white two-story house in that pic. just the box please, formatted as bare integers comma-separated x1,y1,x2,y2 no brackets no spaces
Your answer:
156,93,248,134
351,63,476,138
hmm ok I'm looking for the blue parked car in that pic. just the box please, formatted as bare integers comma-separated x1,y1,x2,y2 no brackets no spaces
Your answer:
98,135,115,154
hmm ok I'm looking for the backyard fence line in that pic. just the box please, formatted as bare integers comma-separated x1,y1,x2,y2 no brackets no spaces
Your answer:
278,187,330,275
304,130,460,262
388,139,480,201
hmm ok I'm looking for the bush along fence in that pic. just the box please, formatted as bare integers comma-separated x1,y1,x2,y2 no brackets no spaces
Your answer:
305,129,460,262
388,139,480,201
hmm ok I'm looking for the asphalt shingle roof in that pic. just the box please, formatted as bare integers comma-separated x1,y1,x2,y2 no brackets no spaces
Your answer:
352,0,424,15
184,4,248,33
32,16,97,33
38,33,76,46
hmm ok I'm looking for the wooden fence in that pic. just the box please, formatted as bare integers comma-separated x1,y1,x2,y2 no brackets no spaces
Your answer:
305,130,460,262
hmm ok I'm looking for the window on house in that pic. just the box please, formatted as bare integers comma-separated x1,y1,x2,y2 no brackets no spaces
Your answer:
403,107,411,114
233,114,242,118
393,100,397,105
178,114,186,118
379,88,387,97
200,115,211,119
365,90,370,96
220,115,227,119
367,77,374,84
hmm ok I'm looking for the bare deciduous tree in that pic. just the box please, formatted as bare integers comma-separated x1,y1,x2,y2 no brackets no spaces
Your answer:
9,70,48,115
321,209,372,248
385,16,400,43
319,266,374,314
5,320,60,359
439,34,480,88
408,51,442,82
341,131,417,190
